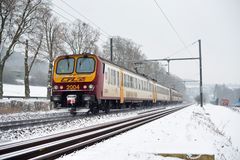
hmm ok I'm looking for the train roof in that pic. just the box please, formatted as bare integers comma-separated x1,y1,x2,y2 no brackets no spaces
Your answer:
98,56,157,81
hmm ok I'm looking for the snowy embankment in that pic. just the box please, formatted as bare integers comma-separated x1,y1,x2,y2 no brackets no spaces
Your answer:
0,84,49,114
58,104,240,160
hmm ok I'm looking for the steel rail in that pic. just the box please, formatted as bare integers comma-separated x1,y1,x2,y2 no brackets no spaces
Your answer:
0,108,148,130
0,104,190,160
0,105,166,131
0,114,83,131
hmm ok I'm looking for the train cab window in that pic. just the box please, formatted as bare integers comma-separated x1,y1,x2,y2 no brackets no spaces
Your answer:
56,58,74,74
76,57,95,73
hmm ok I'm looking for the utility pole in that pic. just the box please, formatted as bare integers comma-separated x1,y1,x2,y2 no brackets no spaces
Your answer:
110,38,113,62
198,39,203,107
167,59,170,74
128,40,203,106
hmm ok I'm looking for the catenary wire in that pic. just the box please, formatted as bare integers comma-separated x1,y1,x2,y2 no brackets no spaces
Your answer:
51,9,107,44
59,0,111,38
153,0,195,58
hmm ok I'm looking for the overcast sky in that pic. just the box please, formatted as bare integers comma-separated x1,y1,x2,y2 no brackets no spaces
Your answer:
52,0,240,85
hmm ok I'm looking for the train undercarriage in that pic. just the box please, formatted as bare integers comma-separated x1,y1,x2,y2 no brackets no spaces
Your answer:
51,92,169,115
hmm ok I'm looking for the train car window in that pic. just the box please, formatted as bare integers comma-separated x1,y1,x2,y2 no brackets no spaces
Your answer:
111,69,116,85
126,74,129,87
56,58,74,74
76,57,95,73
114,70,116,85
108,68,110,84
125,75,127,87
144,81,146,91
137,79,140,89
117,71,119,87
130,76,133,88
143,81,145,91
103,63,105,73
134,78,136,89
110,69,113,85
104,65,107,82
139,79,141,90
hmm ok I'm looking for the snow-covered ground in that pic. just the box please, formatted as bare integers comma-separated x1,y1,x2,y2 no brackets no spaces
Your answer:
1,84,240,159
3,84,46,97
57,104,240,160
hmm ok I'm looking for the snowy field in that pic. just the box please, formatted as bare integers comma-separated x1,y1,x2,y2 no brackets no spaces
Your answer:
58,104,240,160
3,84,47,97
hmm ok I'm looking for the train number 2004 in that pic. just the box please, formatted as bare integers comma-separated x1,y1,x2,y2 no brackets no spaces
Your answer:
66,85,80,90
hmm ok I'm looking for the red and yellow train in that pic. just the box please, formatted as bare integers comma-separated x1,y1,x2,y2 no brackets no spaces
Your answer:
51,53,183,114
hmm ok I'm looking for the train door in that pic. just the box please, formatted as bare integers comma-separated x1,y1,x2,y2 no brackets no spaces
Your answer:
120,71,124,103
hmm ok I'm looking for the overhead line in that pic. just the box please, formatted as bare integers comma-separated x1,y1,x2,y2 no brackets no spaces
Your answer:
153,0,194,58
163,42,195,59
51,9,73,22
59,0,111,38
51,9,106,43
53,3,78,21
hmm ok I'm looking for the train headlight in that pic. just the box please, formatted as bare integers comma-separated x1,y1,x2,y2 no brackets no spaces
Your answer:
53,85,58,90
60,85,64,90
52,95,61,101
83,85,88,89
88,84,94,89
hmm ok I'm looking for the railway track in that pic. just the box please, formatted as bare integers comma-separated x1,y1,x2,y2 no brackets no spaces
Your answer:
0,114,83,131
0,105,167,131
0,104,190,160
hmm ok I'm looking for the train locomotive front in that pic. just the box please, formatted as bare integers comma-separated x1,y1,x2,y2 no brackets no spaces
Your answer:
51,54,104,114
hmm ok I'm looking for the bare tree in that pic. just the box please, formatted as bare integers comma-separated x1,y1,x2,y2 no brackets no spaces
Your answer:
63,19,100,54
40,9,65,99
0,0,48,98
24,33,43,98
102,36,186,95
102,36,144,71
23,3,47,98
